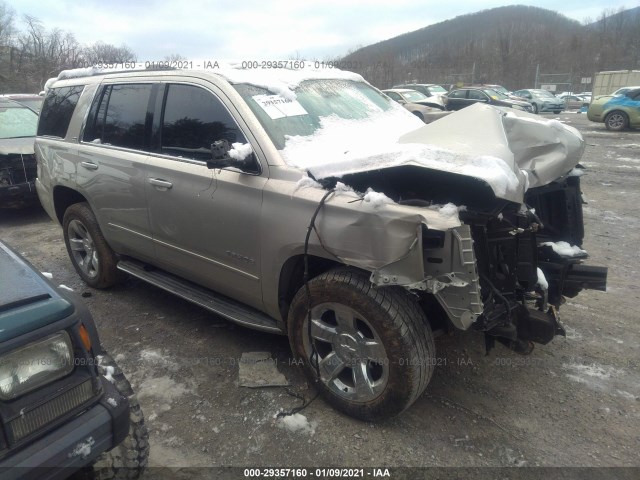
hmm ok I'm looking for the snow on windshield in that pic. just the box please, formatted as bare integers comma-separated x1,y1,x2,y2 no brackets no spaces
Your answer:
279,103,520,199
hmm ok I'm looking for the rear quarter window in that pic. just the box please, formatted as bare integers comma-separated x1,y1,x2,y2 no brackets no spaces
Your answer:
37,86,84,138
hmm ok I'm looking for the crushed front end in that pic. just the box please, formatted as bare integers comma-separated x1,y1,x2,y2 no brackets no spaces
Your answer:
424,171,607,354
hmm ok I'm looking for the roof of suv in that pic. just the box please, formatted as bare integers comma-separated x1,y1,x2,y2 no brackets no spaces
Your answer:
46,63,368,92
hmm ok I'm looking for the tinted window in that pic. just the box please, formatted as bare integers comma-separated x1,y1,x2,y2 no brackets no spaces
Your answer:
37,86,84,138
448,90,467,99
83,84,152,150
160,84,245,161
469,90,487,100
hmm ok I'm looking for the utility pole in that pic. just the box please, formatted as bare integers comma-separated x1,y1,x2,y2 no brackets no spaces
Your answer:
535,64,540,89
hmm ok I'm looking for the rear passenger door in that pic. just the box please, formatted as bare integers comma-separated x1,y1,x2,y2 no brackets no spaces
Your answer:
77,83,155,261
145,81,266,309
445,89,469,110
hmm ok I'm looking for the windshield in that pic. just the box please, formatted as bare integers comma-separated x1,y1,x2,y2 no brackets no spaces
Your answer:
235,79,396,149
429,85,447,94
0,106,38,139
533,90,557,98
401,91,428,102
483,88,508,100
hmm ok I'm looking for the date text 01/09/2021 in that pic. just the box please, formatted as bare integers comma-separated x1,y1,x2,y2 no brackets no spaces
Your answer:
243,468,391,477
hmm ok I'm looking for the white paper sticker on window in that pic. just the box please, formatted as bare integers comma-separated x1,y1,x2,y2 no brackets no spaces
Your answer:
252,95,308,119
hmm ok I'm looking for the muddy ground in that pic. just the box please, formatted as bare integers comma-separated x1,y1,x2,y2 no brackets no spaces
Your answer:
1,113,638,478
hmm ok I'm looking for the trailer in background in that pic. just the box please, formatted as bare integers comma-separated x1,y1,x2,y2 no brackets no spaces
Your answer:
592,70,640,96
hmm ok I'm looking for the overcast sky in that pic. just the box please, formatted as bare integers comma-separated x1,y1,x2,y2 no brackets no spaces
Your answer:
7,0,637,60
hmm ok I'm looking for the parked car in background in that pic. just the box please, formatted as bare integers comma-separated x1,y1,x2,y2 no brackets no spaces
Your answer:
512,89,565,114
392,83,447,109
562,95,590,110
0,241,148,479
610,86,640,96
382,88,450,123
587,86,640,131
443,87,533,112
0,94,44,113
0,98,39,208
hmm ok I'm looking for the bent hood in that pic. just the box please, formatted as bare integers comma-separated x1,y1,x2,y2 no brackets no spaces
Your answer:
284,103,584,204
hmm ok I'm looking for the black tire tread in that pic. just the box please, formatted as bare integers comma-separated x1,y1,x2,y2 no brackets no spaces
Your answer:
63,202,123,289
73,354,149,480
288,267,435,420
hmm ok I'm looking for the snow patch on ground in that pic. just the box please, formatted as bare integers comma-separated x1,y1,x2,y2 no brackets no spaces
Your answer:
106,397,118,407
41,272,53,279
276,413,317,435
137,376,189,403
568,167,586,177
58,284,73,291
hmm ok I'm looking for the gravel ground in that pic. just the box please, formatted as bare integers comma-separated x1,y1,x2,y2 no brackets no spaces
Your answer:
1,113,638,478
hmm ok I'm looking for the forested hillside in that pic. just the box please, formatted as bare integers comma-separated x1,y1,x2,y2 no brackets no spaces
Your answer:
340,5,640,91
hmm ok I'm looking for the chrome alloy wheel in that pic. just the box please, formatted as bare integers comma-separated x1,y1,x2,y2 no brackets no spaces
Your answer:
303,302,388,402
67,219,99,279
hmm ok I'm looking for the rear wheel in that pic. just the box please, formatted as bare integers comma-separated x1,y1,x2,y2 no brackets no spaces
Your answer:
531,103,539,114
288,268,435,421
605,111,629,131
63,203,122,288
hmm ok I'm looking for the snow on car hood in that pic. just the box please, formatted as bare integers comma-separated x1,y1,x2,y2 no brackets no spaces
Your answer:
282,103,584,204
0,137,35,156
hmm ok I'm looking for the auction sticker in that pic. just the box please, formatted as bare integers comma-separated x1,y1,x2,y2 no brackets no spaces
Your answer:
253,94,308,119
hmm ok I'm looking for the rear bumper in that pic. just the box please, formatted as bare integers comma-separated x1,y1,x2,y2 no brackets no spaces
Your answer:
0,379,130,480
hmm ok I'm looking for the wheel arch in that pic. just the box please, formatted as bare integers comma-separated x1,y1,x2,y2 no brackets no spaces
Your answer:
53,186,88,225
277,254,348,324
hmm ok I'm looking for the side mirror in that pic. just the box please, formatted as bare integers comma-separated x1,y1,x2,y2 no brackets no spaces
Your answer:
207,139,258,173
207,140,234,169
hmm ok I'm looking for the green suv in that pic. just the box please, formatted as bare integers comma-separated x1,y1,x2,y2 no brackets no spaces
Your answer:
0,241,148,479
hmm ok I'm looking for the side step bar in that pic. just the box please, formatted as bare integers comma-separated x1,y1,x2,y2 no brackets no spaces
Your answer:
117,259,283,334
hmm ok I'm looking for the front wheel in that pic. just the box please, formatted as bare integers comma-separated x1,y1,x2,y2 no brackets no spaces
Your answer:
63,202,122,288
288,269,435,421
605,111,629,131
531,103,539,114
72,354,149,480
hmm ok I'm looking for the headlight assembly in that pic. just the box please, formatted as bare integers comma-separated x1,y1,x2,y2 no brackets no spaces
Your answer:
0,332,74,400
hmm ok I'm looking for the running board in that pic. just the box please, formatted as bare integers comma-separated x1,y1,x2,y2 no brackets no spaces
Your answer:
117,259,282,334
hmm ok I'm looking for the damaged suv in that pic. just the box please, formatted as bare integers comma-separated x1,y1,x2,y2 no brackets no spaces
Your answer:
36,64,607,420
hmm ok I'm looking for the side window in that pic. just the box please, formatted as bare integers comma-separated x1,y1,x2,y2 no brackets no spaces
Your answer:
386,92,401,101
83,84,152,150
37,86,84,138
448,90,466,99
161,84,246,162
468,90,485,100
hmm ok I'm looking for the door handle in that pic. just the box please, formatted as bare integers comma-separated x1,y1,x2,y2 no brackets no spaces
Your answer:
80,161,98,170
148,178,173,189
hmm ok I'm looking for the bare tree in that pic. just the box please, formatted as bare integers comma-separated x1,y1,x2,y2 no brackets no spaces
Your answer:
81,41,136,65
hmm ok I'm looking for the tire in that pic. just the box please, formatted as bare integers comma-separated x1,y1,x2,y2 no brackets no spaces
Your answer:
287,268,435,421
553,110,561,114
531,103,539,114
72,354,149,480
605,111,629,131
63,202,122,288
